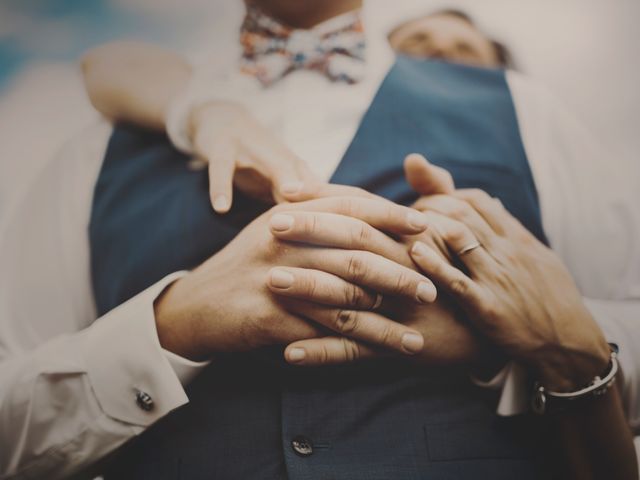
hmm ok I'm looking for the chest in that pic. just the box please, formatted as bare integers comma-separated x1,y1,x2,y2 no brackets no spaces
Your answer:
90,57,545,315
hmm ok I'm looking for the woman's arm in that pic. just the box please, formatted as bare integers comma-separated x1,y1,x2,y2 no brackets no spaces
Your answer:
81,41,191,130
80,41,319,213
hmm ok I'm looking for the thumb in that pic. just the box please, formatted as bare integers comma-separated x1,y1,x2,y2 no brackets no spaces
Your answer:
404,153,455,196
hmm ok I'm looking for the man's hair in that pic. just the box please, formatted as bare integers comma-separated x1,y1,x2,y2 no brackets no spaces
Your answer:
388,8,516,70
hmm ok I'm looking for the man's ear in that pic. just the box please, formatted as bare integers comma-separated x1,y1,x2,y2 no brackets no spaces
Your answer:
404,153,455,195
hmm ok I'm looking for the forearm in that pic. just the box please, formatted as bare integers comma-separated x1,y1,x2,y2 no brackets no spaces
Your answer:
81,41,191,130
547,383,637,480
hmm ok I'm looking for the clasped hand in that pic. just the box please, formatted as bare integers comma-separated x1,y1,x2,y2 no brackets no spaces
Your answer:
157,153,609,391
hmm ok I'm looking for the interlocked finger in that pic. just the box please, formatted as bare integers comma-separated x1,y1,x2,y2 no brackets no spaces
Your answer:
410,241,486,312
282,300,425,356
267,267,379,309
270,196,430,235
299,248,437,304
421,211,493,272
284,336,378,366
269,211,411,266
413,194,496,244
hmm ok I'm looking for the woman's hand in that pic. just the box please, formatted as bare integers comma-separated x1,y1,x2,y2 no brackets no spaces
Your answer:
189,101,318,213
408,189,611,392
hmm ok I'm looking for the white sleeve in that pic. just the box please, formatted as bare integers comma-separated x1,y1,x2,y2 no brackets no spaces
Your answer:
0,273,191,480
165,51,258,154
0,123,206,479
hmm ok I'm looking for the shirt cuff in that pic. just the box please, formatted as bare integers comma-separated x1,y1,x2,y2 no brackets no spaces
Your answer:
80,271,193,426
477,297,638,419
472,361,531,416
163,348,209,386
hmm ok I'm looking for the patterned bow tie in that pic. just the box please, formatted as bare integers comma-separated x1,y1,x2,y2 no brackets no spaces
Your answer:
240,6,366,87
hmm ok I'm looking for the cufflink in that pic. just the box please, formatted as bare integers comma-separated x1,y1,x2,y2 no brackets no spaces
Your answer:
135,390,155,412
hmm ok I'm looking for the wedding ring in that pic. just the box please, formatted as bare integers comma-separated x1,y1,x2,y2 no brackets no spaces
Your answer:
457,241,482,256
372,293,383,310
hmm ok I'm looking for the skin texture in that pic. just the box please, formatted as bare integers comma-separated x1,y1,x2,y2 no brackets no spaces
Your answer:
388,13,501,67
154,194,438,361
408,190,611,390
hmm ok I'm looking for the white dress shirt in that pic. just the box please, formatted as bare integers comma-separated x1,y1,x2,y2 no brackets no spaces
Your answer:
1,3,638,479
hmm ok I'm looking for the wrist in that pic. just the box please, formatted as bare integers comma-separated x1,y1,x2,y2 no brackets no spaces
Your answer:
154,276,209,362
531,335,611,392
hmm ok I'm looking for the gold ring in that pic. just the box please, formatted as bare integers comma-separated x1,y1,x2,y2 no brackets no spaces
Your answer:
457,241,481,256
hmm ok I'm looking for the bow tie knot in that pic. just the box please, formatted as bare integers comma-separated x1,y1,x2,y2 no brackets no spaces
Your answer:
240,7,366,86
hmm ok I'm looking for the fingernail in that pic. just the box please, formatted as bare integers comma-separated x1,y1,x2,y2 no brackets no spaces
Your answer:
280,181,304,195
416,281,437,303
402,332,424,354
269,268,294,288
407,211,428,230
213,195,230,212
411,241,428,257
270,213,294,232
287,347,306,362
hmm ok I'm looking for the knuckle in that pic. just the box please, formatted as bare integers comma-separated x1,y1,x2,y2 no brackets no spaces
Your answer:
340,337,360,362
383,202,397,223
317,344,330,364
448,203,469,220
351,221,371,246
449,276,470,297
302,274,318,298
445,223,470,245
378,323,396,346
345,283,366,308
501,243,521,263
480,299,500,320
347,253,369,282
337,197,356,217
393,271,413,294
302,214,318,236
412,199,428,212
335,309,359,334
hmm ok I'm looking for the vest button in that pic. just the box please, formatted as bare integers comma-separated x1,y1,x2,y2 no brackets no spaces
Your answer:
291,436,313,456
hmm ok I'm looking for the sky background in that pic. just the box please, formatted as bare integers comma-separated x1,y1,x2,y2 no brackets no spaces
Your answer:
0,0,638,221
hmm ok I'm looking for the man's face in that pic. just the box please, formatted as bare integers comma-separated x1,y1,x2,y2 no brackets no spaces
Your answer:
389,14,500,68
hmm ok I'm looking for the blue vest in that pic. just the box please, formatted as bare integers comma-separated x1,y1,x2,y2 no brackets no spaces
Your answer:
91,58,550,479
